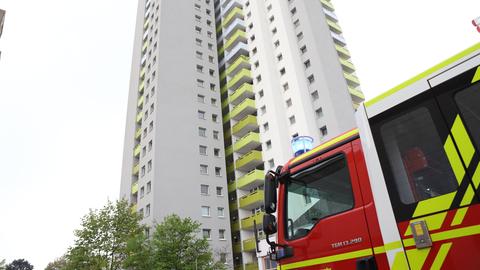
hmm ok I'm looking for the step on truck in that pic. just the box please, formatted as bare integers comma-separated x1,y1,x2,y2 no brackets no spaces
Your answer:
262,43,480,269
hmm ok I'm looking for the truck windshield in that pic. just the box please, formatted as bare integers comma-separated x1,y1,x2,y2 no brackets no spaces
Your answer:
286,155,354,239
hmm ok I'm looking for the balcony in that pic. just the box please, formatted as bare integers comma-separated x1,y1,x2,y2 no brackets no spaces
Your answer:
229,83,254,105
225,145,233,156
233,242,242,254
137,95,144,108
225,42,249,63
227,68,252,91
340,58,355,73
135,128,142,140
232,115,258,137
143,19,150,29
235,150,263,172
323,8,338,21
221,84,228,94
320,0,335,11
224,30,246,51
138,80,145,93
136,112,143,123
331,31,347,46
134,144,141,157
140,67,146,79
132,163,140,175
226,55,250,77
223,18,245,40
220,70,227,81
131,182,139,194
142,41,149,53
222,7,244,29
245,263,259,270
241,211,264,230
222,98,229,109
231,220,240,232
335,44,350,59
344,72,361,87
233,132,261,154
326,19,342,34
239,190,264,210
229,200,238,211
131,204,138,213
228,181,236,193
221,0,242,18
349,87,365,103
230,98,256,122
237,169,264,191
227,163,235,174
243,238,256,252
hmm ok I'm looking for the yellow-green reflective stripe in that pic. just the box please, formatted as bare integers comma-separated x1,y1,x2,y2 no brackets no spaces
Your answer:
280,248,372,269
391,251,409,270
444,135,466,183
473,163,480,188
461,186,475,206
384,240,402,251
373,246,386,254
451,207,469,226
403,224,480,247
412,192,456,218
472,66,480,83
404,212,447,236
430,242,452,270
406,248,431,270
451,115,475,167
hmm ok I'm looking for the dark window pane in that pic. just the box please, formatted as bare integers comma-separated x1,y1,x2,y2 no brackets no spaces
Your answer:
455,83,480,151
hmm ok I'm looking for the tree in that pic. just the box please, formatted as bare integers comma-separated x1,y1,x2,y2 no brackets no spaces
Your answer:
6,259,33,270
64,200,144,270
44,256,67,270
126,214,226,270
0,259,6,270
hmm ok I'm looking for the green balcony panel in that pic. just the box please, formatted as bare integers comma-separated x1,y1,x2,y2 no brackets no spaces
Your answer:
140,67,146,78
216,22,222,33
233,243,242,254
237,169,264,191
131,182,139,194
138,80,145,93
229,83,254,105
327,19,342,33
321,0,335,11
227,163,235,174
235,150,263,172
232,115,258,137
136,112,143,123
220,70,227,81
227,69,252,91
143,19,150,29
239,190,264,210
232,220,240,232
349,87,365,102
335,44,350,59
228,181,236,193
233,132,260,154
223,111,231,124
132,163,140,175
226,145,233,156
229,201,238,211
340,58,355,72
131,204,138,213
243,238,256,252
137,95,144,108
344,72,360,86
222,98,229,109
222,7,243,28
135,128,142,140
224,128,232,140
218,45,225,56
230,98,256,122
134,144,141,157
224,30,246,51
245,263,259,270
241,211,264,229
226,55,250,77
142,41,149,52
221,84,228,94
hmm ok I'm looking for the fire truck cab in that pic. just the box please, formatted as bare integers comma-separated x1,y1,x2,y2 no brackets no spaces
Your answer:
263,43,480,269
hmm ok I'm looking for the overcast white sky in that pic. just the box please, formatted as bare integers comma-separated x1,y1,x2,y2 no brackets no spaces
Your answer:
0,0,478,268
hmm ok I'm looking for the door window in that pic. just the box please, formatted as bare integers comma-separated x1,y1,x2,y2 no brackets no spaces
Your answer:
454,83,480,150
286,155,354,239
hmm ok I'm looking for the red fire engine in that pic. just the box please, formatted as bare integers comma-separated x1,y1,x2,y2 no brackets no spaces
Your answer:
262,43,480,269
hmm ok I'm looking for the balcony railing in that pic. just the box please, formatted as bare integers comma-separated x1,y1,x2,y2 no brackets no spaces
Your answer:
237,169,264,191
132,163,140,175
320,0,335,11
229,83,253,105
235,150,263,172
233,132,260,154
131,182,139,194
229,98,255,121
335,44,350,59
136,112,143,123
222,7,243,29
137,95,144,108
135,128,142,140
344,72,360,86
326,19,342,34
134,144,141,157
232,115,258,137
239,190,264,210
138,80,145,93
242,238,256,252
340,58,355,72
224,30,246,51
241,211,264,229
227,68,252,90
226,55,250,77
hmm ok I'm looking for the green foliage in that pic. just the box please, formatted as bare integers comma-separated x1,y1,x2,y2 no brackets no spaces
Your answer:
0,260,6,270
5,259,33,270
44,256,67,270
64,200,144,270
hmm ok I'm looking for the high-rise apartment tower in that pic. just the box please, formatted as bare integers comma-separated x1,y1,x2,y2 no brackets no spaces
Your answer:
121,0,363,269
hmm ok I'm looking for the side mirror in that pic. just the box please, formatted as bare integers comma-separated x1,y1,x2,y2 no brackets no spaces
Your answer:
264,172,277,214
263,213,277,235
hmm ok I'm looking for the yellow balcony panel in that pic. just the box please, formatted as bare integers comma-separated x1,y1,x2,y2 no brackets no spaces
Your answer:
136,112,143,123
232,220,240,232
226,55,250,77
135,128,142,140
232,115,258,137
344,72,360,87
245,263,259,270
220,70,227,81
138,80,145,93
349,87,365,103
131,204,137,213
228,181,236,193
230,98,256,121
227,68,252,91
224,128,232,140
327,19,342,34
237,169,264,191
131,182,139,194
243,238,257,252
235,150,263,172
134,144,141,157
340,58,355,72
224,30,246,51
216,22,223,33
335,44,350,59
218,45,225,56
140,67,146,78
239,190,264,210
142,41,149,52
132,163,140,175
229,83,254,105
221,84,228,94
229,201,238,211
143,19,150,29
233,242,242,254
321,0,335,11
241,211,264,230
233,132,260,154
222,98,229,109
223,111,231,124
222,7,243,29
226,145,233,156
137,95,144,108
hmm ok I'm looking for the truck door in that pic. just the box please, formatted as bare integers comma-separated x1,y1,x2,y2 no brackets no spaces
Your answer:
277,142,376,269
370,65,480,269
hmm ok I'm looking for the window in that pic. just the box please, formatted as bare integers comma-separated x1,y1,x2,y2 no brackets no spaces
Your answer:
315,107,323,118
252,47,257,55
260,105,266,115
250,35,255,42
209,56,214,63
274,40,280,47
277,53,283,61
142,146,147,157
199,127,207,137
194,4,201,10
217,207,225,217
216,186,223,196
283,83,289,91
198,110,206,119
149,121,154,132
140,186,145,198
214,148,220,157
213,130,219,140
311,90,319,100
201,206,210,217
197,94,205,103
209,69,215,76
293,19,300,28
195,26,202,34
150,103,154,112
254,61,259,68
220,253,227,263
248,23,253,29
199,145,207,155
215,167,221,176
200,164,208,174
197,79,204,87
210,83,216,91
195,15,201,22
307,74,315,84
290,7,297,15
145,204,151,217
300,45,307,54
286,98,292,107
208,43,213,50
269,15,274,22
195,38,202,46
256,75,262,83
196,65,204,73
211,98,217,106
266,140,272,149
297,32,303,40
201,184,209,195
141,166,146,177
259,89,264,98
196,50,203,58
263,122,269,131
289,115,296,125
272,27,277,34
202,229,211,239
455,83,480,150
304,59,311,68
268,159,274,169
212,114,218,122
286,155,354,239
146,181,151,193
219,229,226,240
147,160,152,172
280,67,286,75
267,4,272,11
